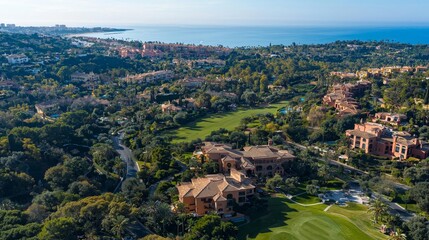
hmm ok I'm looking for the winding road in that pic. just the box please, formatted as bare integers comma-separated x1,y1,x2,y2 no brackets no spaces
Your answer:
112,131,140,193
113,131,140,179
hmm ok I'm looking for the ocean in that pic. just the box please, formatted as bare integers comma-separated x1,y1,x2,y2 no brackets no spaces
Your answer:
77,25,429,47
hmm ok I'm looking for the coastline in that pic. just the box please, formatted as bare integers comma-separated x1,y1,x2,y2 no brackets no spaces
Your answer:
66,28,132,38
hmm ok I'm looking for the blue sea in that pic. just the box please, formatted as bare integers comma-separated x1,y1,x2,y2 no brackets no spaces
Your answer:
77,25,429,47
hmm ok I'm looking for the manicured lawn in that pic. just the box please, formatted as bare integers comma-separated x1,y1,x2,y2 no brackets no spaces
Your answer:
292,193,321,204
171,101,289,143
238,195,387,240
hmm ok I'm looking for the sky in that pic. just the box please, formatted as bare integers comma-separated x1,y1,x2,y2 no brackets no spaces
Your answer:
0,0,429,27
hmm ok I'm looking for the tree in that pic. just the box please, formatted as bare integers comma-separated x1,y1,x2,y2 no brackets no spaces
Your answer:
141,235,171,240
259,74,268,93
107,215,130,239
121,177,148,205
388,229,407,240
424,86,429,105
229,131,247,149
409,182,429,213
68,181,100,197
26,203,49,223
173,112,189,125
402,216,429,240
368,198,389,224
184,214,238,240
266,174,284,190
196,93,212,109
38,217,80,240
241,90,258,106
44,165,73,190
56,66,71,81
0,222,41,240
306,184,318,196
141,202,174,235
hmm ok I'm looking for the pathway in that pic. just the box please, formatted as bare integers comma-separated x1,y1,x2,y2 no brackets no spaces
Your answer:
324,205,333,212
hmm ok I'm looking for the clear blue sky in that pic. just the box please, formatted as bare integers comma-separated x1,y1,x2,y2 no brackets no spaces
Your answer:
1,0,429,27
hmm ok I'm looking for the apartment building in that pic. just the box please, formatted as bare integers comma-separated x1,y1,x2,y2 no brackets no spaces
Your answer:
323,80,371,116
122,70,174,84
70,72,99,83
346,122,429,160
197,142,296,177
177,168,255,216
6,54,29,64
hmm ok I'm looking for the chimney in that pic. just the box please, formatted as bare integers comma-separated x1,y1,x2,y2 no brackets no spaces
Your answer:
268,138,273,146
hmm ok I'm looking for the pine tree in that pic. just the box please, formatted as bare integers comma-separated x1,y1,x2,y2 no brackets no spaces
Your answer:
424,86,429,105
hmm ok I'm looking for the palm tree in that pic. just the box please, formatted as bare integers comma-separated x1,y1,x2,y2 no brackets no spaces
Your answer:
368,198,389,224
388,229,407,240
111,215,130,239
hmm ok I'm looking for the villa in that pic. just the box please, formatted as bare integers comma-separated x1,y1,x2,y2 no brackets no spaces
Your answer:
177,168,255,216
372,112,407,126
197,142,296,177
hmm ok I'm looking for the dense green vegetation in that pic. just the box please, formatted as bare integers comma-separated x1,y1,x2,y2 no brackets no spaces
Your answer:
1,31,429,239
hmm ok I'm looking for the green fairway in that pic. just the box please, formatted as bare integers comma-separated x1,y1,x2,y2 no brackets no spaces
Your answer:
238,195,387,240
171,101,289,143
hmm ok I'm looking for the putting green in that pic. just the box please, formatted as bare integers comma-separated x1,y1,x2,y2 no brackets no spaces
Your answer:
239,195,386,240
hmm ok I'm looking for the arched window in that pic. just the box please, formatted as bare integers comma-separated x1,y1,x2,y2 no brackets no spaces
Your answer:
227,163,232,168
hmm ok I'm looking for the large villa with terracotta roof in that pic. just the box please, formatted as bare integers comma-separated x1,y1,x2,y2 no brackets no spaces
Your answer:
197,142,296,177
177,169,255,217
177,142,295,216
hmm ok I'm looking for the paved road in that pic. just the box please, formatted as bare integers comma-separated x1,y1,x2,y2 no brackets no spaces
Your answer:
373,193,415,221
112,132,140,193
113,132,139,179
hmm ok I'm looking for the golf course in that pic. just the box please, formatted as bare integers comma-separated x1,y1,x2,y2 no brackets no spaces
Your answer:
238,194,387,240
172,101,289,143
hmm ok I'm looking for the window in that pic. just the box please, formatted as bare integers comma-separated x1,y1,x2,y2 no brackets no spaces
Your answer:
267,165,273,171
238,197,245,203
239,191,245,196
247,189,253,194
401,147,406,154
395,144,400,152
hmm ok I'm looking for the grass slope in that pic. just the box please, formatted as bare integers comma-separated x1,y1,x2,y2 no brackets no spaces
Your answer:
171,101,289,143
239,195,386,240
